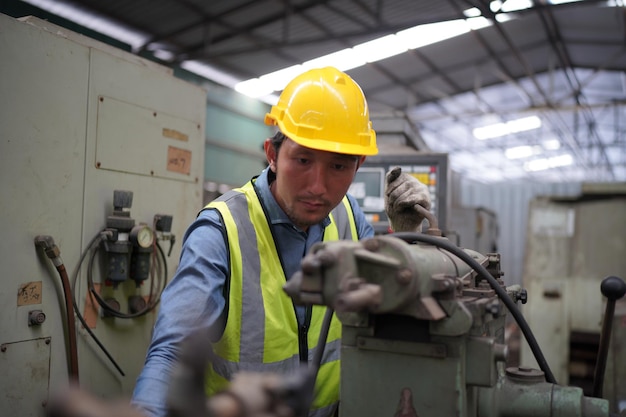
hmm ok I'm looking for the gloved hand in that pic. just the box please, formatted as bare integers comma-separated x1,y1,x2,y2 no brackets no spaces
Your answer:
384,166,431,232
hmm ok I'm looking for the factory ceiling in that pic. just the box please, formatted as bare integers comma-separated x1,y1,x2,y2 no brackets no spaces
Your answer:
6,0,626,183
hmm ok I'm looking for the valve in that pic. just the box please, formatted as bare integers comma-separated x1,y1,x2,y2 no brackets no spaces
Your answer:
102,190,135,287
155,214,176,256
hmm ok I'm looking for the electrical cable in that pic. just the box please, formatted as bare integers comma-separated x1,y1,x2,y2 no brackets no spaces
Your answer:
390,231,557,385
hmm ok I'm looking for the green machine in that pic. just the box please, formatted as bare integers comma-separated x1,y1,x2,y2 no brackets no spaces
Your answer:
45,216,624,417
283,231,623,417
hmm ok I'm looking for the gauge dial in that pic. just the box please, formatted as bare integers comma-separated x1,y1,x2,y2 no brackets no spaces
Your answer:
130,224,154,248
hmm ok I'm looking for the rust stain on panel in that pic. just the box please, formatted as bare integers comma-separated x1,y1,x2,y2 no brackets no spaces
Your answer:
83,283,101,329
167,146,192,175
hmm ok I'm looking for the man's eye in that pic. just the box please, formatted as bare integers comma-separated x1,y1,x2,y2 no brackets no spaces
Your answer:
297,158,310,164
333,164,347,171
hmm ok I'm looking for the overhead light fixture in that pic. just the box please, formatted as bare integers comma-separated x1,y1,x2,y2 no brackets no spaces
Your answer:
22,0,149,51
524,153,573,172
24,0,590,105
180,61,241,88
499,0,533,12
505,145,542,159
542,139,561,150
353,34,409,63
463,8,483,18
236,16,492,99
473,115,542,140
303,48,367,72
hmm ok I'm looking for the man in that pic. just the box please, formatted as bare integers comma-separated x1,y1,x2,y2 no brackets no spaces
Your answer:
132,66,430,417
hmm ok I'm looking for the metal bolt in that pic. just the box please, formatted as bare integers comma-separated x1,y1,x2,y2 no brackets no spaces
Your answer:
396,268,412,285
362,238,380,252
486,302,501,315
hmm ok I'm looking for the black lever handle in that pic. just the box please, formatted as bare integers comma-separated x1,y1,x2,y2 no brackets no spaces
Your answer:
592,275,626,398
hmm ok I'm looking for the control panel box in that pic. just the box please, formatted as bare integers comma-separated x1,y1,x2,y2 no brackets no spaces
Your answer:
350,153,450,234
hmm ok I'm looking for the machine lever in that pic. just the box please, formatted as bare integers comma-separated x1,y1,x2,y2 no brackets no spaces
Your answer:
592,275,626,398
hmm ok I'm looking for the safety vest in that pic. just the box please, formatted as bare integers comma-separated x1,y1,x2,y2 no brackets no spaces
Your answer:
203,178,358,417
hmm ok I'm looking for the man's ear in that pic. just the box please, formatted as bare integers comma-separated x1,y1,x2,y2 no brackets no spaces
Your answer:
264,138,277,172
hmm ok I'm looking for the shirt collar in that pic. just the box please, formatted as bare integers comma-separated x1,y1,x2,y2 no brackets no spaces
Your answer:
254,168,332,229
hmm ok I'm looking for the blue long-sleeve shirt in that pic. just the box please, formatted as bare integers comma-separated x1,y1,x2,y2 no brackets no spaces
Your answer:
131,168,374,417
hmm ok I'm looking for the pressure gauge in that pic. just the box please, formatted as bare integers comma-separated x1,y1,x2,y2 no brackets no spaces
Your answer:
130,224,154,248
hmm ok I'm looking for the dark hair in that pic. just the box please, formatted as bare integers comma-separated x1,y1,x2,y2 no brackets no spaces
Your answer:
269,130,287,156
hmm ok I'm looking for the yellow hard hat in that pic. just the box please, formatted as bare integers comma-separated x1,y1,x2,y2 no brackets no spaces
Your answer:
264,67,378,156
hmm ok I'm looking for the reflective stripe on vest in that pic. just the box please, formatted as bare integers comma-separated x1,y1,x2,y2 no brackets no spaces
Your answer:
203,179,358,416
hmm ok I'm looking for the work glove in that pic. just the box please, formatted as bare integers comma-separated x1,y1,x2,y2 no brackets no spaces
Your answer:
384,166,432,232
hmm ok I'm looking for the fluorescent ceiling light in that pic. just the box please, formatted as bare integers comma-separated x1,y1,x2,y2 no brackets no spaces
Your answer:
473,115,542,140
180,61,240,88
22,0,149,50
152,49,175,61
492,0,583,13
397,21,466,49
505,145,542,159
524,153,573,171
463,8,483,18
302,48,366,72
236,17,493,98
353,34,408,63
234,78,273,98
24,0,590,108
260,65,306,91
542,139,561,150
500,0,533,12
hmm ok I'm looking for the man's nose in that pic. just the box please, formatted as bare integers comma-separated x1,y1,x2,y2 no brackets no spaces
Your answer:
308,164,329,195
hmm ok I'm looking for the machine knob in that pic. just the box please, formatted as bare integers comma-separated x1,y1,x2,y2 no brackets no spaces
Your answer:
592,275,625,397
518,288,528,304
600,275,626,301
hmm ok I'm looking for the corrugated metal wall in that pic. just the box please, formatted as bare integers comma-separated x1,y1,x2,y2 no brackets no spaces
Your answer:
453,173,581,287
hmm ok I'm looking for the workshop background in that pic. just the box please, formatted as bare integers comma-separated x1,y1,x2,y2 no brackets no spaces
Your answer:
0,0,625,416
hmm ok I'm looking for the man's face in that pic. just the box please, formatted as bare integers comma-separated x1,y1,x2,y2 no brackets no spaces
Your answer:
265,137,365,231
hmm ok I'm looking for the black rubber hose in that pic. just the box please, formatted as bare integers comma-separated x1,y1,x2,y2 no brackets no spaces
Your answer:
390,232,557,385
69,233,125,376
85,241,167,319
